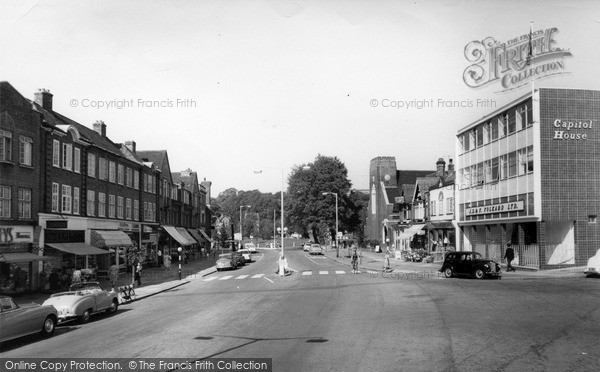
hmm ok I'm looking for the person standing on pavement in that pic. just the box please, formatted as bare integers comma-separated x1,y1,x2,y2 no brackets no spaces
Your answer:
157,249,162,268
504,243,516,272
109,262,119,290
135,262,143,286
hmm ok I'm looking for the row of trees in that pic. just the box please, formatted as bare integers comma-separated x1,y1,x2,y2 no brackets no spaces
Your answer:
211,155,369,246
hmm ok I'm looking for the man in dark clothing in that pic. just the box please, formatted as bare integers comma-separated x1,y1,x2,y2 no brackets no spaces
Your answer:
504,243,516,272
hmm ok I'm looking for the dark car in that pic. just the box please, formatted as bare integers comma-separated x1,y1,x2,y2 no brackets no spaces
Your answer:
439,251,502,279
232,251,246,266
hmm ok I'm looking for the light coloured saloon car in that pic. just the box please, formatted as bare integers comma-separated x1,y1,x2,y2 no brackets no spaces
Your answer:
42,282,119,324
584,248,600,277
0,296,58,343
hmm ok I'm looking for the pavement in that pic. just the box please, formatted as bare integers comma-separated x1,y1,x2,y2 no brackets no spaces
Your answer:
321,246,588,280
11,255,219,305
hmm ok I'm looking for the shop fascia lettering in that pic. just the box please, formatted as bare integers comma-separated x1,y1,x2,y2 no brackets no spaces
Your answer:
466,201,524,217
553,119,593,140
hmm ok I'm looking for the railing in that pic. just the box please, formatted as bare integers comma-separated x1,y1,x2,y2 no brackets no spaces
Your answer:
486,243,539,268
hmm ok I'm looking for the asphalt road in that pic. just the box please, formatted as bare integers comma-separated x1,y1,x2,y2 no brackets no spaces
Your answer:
2,247,599,372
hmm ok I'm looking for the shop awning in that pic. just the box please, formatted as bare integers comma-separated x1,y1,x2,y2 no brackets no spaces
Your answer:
91,230,133,247
163,225,194,246
198,229,214,243
0,252,51,263
176,227,198,244
187,228,204,243
426,221,455,230
46,243,111,255
398,224,426,240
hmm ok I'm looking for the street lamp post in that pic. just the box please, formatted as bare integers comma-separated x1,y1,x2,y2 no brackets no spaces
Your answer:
322,192,339,257
239,205,251,249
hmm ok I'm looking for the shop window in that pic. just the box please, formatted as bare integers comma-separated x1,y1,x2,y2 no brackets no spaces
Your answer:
0,185,11,218
19,136,32,166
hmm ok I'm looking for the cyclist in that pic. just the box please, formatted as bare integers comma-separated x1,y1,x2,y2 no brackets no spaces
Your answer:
351,249,359,273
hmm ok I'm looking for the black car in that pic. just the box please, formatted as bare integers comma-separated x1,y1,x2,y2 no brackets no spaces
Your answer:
439,251,502,279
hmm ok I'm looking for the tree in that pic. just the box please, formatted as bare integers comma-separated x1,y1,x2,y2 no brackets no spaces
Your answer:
286,154,355,244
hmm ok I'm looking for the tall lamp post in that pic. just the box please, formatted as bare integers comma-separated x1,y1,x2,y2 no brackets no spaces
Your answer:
239,205,251,249
322,192,339,257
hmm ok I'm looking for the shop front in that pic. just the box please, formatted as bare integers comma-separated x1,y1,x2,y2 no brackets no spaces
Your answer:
90,229,134,276
161,225,195,261
394,223,426,259
0,225,47,293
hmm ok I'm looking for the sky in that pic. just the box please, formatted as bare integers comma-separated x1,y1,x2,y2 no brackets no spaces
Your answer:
2,0,599,196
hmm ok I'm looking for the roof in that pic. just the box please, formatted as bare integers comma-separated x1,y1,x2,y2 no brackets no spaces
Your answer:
384,187,400,204
396,170,434,186
136,150,172,182
172,169,199,192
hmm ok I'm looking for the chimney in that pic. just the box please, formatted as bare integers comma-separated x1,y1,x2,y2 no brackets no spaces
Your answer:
201,178,212,206
93,120,106,137
34,89,53,110
436,157,446,176
124,140,136,154
447,159,454,173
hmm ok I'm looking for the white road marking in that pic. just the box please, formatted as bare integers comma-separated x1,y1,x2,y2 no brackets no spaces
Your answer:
251,274,264,278
203,277,217,282
235,275,249,279
219,275,233,280
335,271,345,274
302,271,312,276
255,253,265,262
319,271,328,275
305,256,323,265
263,277,274,283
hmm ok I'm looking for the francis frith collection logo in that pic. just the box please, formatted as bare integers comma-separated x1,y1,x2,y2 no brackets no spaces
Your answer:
463,26,572,91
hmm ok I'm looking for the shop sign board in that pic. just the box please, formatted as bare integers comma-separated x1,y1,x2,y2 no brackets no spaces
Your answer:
0,226,34,243
466,201,524,217
553,119,593,140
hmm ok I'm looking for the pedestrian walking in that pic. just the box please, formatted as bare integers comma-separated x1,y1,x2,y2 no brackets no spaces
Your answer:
157,249,163,268
164,254,171,271
109,263,119,290
135,262,143,286
504,243,516,272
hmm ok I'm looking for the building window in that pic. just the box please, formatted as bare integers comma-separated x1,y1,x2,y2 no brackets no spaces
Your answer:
507,111,516,135
73,187,80,215
0,130,12,162
73,148,81,173
18,188,31,219
99,157,107,180
51,183,59,212
0,185,11,218
490,120,499,141
118,164,124,185
126,168,133,188
98,192,106,217
117,196,124,219
476,126,483,147
527,146,534,173
88,153,96,177
491,157,499,182
431,200,436,216
497,115,506,138
133,200,139,221
62,143,72,170
109,161,116,183
500,154,508,180
508,151,517,177
438,193,444,215
589,215,598,224
152,203,156,222
447,197,454,215
61,185,72,213
52,140,60,167
19,136,32,166
126,198,132,220
518,148,528,175
143,201,148,221
108,195,116,218
87,190,95,216
133,170,139,190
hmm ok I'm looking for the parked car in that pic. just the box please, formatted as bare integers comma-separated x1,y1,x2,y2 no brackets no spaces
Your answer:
41,282,119,324
232,251,246,266
303,243,311,252
309,244,323,255
584,248,600,277
216,253,237,271
244,243,257,253
238,248,252,263
439,251,502,279
0,296,58,343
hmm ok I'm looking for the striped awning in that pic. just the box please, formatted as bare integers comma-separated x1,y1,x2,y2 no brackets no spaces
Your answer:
176,227,198,244
46,243,111,255
163,225,194,246
91,230,133,247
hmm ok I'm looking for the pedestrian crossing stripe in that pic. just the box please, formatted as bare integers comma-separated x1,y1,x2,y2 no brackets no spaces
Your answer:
203,277,217,281
302,271,312,275
251,274,264,278
335,271,345,274
219,275,233,280
319,271,328,275
235,275,249,279
205,270,359,281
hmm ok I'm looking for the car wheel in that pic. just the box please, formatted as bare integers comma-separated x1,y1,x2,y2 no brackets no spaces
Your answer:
41,316,56,337
444,267,453,278
474,269,485,279
107,299,118,314
80,309,92,324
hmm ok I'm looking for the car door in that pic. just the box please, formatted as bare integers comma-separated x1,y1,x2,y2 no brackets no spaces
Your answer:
92,286,110,311
453,253,468,275
0,298,31,341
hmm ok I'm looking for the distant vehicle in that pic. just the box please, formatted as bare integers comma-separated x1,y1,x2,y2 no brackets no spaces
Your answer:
42,282,119,324
439,251,501,279
238,248,252,262
244,243,257,253
232,251,246,266
303,243,311,252
584,248,600,277
309,244,323,255
0,296,58,343
216,253,237,271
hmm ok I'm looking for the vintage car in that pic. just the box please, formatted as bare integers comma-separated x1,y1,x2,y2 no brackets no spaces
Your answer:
41,282,119,324
216,253,238,271
244,243,257,253
0,296,58,343
303,243,311,252
238,248,253,263
309,244,323,255
584,248,600,277
439,251,502,279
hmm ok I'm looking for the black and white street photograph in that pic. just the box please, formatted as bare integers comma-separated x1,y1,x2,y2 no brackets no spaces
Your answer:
1,1,600,371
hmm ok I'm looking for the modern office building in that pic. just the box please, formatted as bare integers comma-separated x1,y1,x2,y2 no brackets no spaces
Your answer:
455,88,600,269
